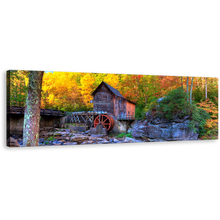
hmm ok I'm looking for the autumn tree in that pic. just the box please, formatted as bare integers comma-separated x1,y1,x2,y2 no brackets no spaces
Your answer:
197,99,218,139
205,77,208,100
23,71,44,147
41,72,82,111
79,73,95,109
7,70,29,107
92,73,107,87
103,74,120,89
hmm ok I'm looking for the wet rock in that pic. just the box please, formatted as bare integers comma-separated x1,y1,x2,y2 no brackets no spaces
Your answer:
90,134,105,138
54,131,70,136
53,143,61,146
113,138,120,143
88,136,106,143
7,137,20,147
39,138,45,143
81,140,94,145
123,137,143,143
70,135,89,143
97,139,109,144
127,127,132,134
66,142,78,145
130,120,137,128
148,138,167,142
62,136,70,141
87,128,96,134
69,125,88,132
59,140,66,143
102,128,108,136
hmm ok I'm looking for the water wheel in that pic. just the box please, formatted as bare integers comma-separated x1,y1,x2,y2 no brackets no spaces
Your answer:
94,115,114,131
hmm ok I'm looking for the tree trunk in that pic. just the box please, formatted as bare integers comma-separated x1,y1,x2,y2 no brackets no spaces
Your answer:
190,77,194,104
23,71,44,146
205,77,208,100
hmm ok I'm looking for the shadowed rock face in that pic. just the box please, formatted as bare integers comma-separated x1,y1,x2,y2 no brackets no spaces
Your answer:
132,115,199,142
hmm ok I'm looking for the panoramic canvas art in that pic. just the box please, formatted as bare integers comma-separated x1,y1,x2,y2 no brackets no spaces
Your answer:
7,70,218,147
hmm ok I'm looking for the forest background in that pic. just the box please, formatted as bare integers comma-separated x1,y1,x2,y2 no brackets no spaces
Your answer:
8,71,218,139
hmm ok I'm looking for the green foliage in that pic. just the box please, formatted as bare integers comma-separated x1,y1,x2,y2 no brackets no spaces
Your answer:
188,104,210,135
135,105,145,119
116,133,126,138
125,133,133,138
116,133,133,138
197,99,218,139
193,87,204,103
7,70,29,107
157,87,191,120
150,87,210,136
46,136,55,141
144,96,158,113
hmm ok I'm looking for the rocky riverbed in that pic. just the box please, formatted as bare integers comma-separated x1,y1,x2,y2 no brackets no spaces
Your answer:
8,128,144,147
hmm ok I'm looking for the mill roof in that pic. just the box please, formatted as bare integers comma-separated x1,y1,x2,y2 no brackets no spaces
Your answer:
92,81,136,105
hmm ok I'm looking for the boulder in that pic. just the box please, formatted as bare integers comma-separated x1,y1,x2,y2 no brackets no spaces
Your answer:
123,137,143,143
81,140,94,145
87,124,108,135
130,120,138,128
69,125,88,132
101,128,108,135
7,137,20,147
70,134,89,143
95,124,108,135
127,127,132,134
97,139,109,144
90,134,105,138
66,142,78,145
132,117,199,142
116,121,127,133
95,124,103,134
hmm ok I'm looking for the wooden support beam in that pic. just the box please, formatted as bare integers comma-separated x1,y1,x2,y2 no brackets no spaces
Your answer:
80,115,86,123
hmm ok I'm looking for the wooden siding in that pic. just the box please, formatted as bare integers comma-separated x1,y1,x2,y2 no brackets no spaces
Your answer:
93,91,114,115
92,83,136,118
126,101,135,117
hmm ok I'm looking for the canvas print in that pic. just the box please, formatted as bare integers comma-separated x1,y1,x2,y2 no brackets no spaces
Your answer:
7,70,218,147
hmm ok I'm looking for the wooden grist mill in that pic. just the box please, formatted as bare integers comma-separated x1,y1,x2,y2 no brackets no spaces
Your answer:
69,81,136,132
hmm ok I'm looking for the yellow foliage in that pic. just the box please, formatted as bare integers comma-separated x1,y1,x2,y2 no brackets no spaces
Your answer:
103,74,119,90
41,72,82,111
79,73,95,109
